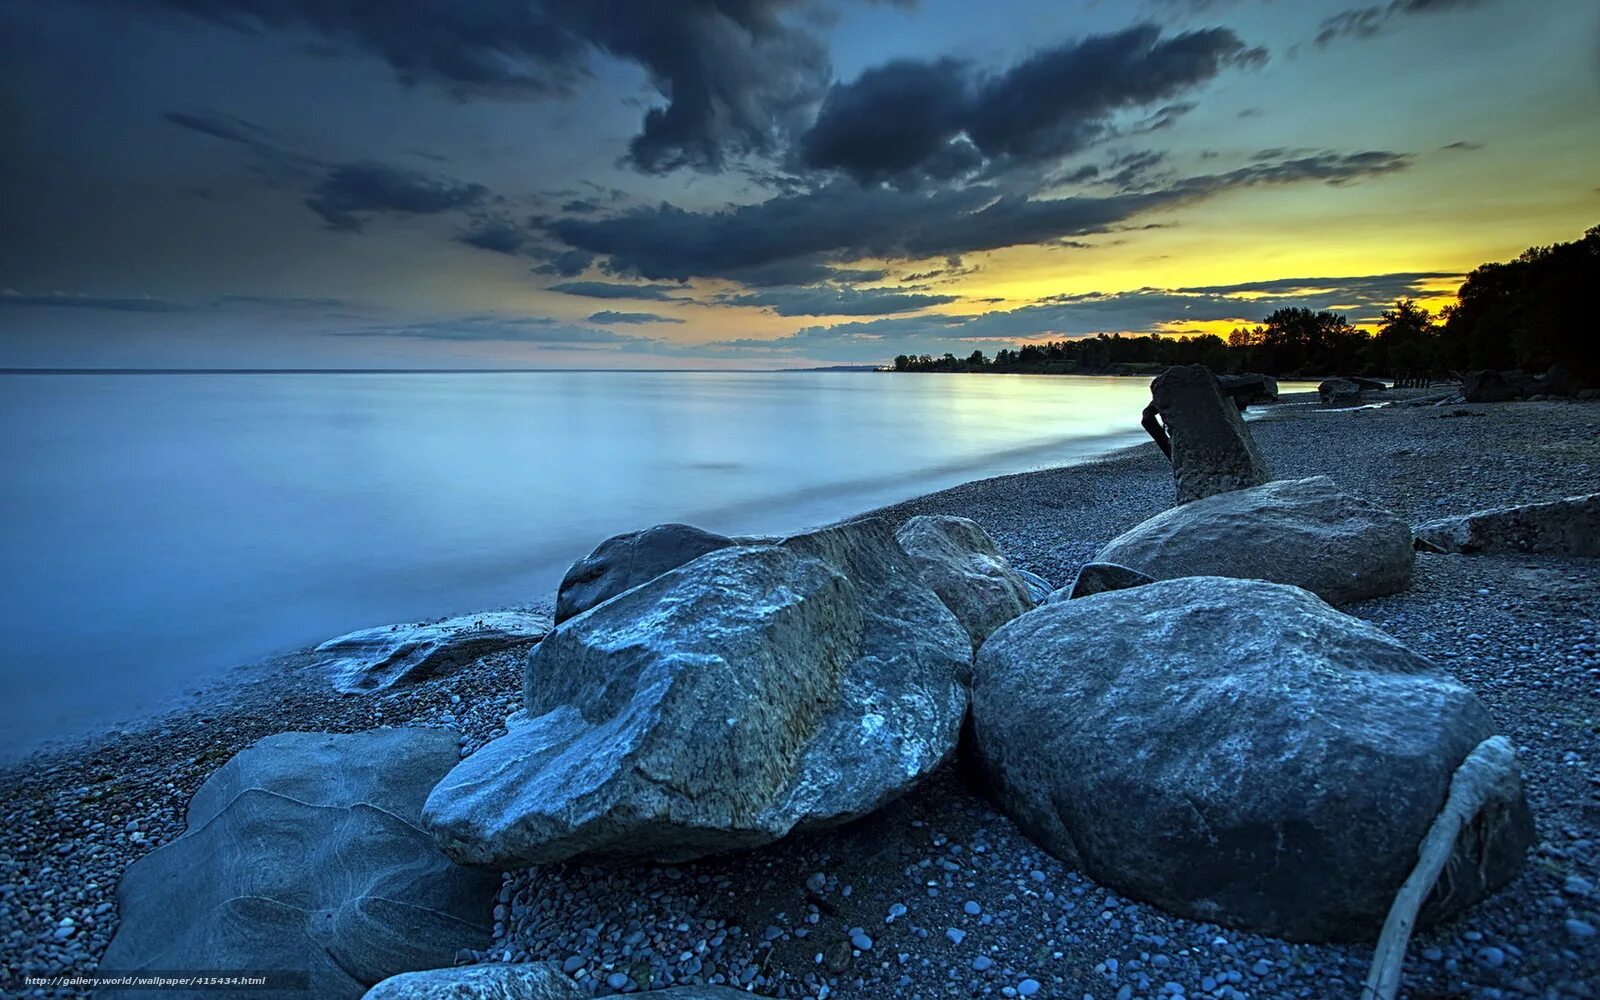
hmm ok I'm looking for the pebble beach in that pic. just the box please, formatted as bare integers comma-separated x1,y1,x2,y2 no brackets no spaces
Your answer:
3,393,1598,1000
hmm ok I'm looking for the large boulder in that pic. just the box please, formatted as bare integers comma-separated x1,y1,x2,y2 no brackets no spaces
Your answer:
894,515,1034,649
1414,493,1600,556
972,577,1533,942
1462,369,1540,403
1147,365,1272,504
318,611,552,693
554,523,739,624
424,519,969,867
100,730,497,1000
1094,475,1413,605
363,965,754,999
1318,378,1362,406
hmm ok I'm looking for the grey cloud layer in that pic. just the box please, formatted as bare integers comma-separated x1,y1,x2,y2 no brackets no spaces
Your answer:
800,24,1265,185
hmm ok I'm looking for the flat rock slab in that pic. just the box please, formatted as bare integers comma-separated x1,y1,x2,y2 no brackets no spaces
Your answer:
1094,475,1414,605
363,964,757,1000
424,519,969,868
100,730,497,1000
1414,492,1600,556
318,611,551,693
973,576,1533,942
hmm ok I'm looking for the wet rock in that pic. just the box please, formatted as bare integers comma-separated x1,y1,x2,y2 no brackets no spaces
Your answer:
318,611,551,694
555,523,740,625
424,520,968,867
100,730,497,1000
895,514,1034,649
973,577,1533,942
363,963,582,999
1094,476,1413,605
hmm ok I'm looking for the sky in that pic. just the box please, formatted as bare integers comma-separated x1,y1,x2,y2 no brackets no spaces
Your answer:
1,0,1596,369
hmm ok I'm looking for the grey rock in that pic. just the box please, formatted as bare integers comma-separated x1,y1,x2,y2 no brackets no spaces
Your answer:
1094,476,1414,605
318,611,552,694
1463,370,1540,403
972,577,1533,942
100,730,497,1000
555,523,738,624
1318,378,1363,406
363,963,582,999
424,520,969,867
1012,568,1054,605
1062,562,1156,600
1218,373,1278,405
1413,493,1600,557
894,515,1034,649
1148,365,1271,504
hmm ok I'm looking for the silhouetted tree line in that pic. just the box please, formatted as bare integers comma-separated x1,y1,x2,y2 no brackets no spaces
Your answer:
893,224,1598,384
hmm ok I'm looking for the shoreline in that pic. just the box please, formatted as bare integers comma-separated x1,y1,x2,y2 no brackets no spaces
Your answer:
4,396,1598,998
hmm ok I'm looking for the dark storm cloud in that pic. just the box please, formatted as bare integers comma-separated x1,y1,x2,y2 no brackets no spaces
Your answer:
548,281,689,301
336,315,656,344
1174,271,1463,298
718,286,958,316
306,163,489,232
123,0,841,174
798,25,1266,184
530,249,596,277
1314,0,1494,46
457,217,529,255
547,150,1412,282
587,310,685,324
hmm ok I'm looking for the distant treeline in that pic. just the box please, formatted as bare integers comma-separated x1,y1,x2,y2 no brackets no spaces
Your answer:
893,224,1599,383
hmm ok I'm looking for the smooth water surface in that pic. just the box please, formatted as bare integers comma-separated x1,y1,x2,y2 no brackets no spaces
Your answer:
2,370,1187,757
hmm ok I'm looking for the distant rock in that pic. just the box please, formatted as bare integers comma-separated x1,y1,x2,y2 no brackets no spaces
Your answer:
1094,475,1413,605
100,730,497,1000
1059,561,1156,600
1318,378,1362,406
555,523,739,624
1147,364,1271,504
894,514,1034,649
318,611,551,694
1415,493,1600,556
1462,369,1541,403
1218,372,1278,405
972,576,1533,942
1348,376,1388,391
424,520,969,867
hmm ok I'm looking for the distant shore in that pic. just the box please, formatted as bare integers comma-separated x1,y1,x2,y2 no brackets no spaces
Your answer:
3,394,1597,998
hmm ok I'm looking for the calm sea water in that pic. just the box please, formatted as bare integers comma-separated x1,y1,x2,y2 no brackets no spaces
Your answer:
0,370,1239,758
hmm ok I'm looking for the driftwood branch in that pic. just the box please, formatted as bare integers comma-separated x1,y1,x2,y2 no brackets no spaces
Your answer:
1360,736,1522,1000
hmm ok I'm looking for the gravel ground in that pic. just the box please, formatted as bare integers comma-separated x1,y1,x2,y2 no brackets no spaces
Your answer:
2,394,1597,1000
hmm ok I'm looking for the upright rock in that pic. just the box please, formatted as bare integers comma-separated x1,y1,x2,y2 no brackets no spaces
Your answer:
1414,493,1600,556
555,523,739,624
424,520,969,867
317,610,551,694
1144,365,1271,504
100,730,497,1000
973,577,1533,942
1095,475,1413,605
894,515,1034,649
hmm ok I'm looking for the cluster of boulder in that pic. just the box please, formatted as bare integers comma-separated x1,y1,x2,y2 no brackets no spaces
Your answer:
101,367,1542,997
1318,376,1388,407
